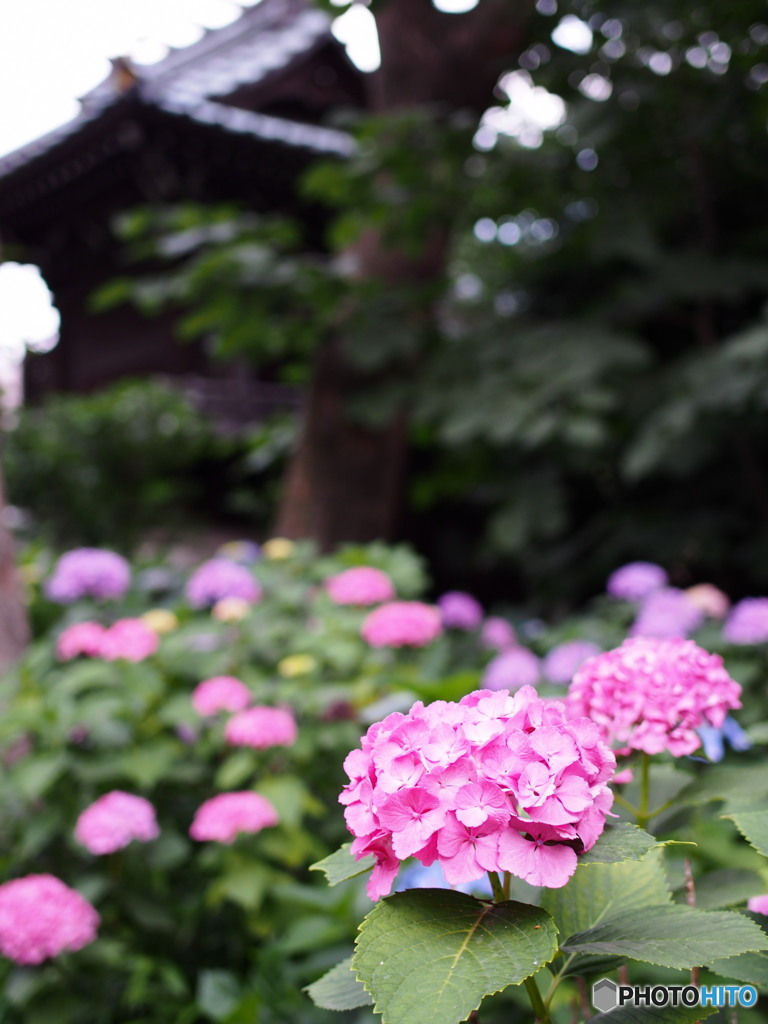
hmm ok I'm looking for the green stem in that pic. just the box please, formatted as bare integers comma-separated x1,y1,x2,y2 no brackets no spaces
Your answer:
503,871,511,900
487,871,505,902
524,974,551,1024
611,791,640,817
637,753,651,829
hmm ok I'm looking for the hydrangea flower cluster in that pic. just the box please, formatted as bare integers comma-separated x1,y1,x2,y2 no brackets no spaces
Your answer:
57,618,159,662
185,558,261,608
480,617,516,651
75,791,160,854
225,706,297,749
326,566,395,606
483,647,540,691
723,597,768,644
190,792,279,843
192,676,252,716
46,548,131,603
567,637,742,756
630,587,704,639
56,621,107,660
0,874,100,964
437,592,483,630
99,618,160,661
606,561,667,601
685,583,730,620
543,640,602,685
748,894,768,915
361,601,442,648
340,686,616,900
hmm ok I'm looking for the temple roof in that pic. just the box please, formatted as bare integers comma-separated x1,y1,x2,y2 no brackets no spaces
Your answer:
0,0,359,223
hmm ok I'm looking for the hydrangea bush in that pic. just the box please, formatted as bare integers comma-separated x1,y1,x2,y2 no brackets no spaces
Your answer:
0,544,767,1024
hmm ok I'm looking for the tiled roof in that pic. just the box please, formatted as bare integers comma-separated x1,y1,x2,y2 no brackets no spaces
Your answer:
0,0,353,184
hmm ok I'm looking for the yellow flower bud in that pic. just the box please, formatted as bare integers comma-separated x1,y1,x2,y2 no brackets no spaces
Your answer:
142,609,178,635
262,538,295,561
278,654,317,677
211,597,251,622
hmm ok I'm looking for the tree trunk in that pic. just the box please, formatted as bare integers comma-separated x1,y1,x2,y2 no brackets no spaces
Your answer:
0,468,29,671
275,0,533,546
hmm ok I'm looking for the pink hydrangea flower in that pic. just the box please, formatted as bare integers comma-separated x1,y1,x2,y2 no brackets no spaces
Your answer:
46,548,130,603
99,618,159,662
631,588,704,639
185,558,261,608
567,637,742,757
56,621,107,660
225,706,297,749
483,647,540,691
340,686,616,900
75,791,160,854
723,597,768,644
437,592,483,630
361,601,442,648
192,676,252,716
607,561,667,601
747,894,768,915
480,617,516,651
189,792,279,843
326,567,396,606
0,874,100,964
543,641,602,685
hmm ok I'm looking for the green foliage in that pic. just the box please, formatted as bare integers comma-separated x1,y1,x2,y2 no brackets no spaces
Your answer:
3,381,231,550
4,380,294,551
353,890,559,1024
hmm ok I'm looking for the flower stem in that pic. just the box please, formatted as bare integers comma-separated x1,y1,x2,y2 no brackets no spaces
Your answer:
487,871,505,902
524,974,551,1024
637,753,651,829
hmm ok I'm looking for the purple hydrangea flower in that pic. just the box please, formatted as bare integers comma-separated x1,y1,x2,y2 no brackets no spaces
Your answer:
437,591,483,630
630,587,704,639
480,617,516,650
543,640,602,685
45,548,130,603
185,559,261,608
723,597,768,645
607,561,668,601
482,647,540,691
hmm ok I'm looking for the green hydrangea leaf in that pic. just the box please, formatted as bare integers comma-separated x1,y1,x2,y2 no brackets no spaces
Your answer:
353,889,558,1024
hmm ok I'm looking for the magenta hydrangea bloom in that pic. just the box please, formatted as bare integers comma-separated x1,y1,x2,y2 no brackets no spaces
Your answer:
723,597,768,644
99,618,159,662
46,548,130,603
56,621,108,661
747,894,768,915
341,686,616,900
326,567,395,606
192,676,252,716
224,706,297,749
189,792,279,843
567,637,742,757
543,641,602,685
437,592,484,630
185,558,261,608
630,587,704,639
480,617,516,651
606,561,668,601
361,601,442,648
483,647,540,691
75,791,160,854
0,874,100,964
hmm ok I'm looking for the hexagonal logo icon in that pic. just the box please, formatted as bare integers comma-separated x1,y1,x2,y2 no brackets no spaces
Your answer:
592,979,619,1013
